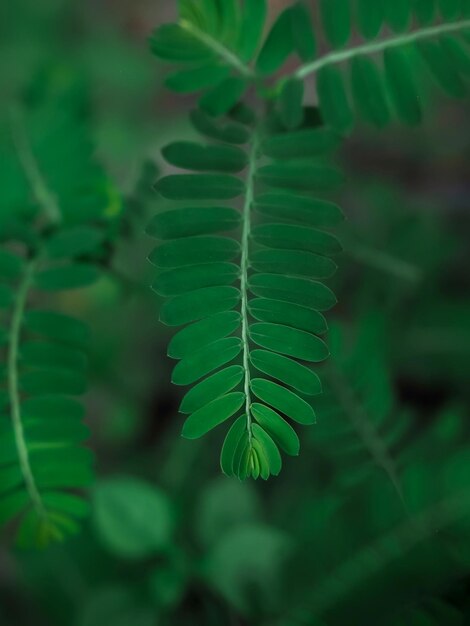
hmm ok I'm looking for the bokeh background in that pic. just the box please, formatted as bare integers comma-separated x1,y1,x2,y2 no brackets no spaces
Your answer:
1,1,470,625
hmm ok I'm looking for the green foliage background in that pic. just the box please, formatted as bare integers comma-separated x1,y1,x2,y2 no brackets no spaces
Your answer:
1,0,470,624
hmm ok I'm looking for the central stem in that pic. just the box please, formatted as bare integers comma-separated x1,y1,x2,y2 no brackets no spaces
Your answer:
295,18,470,80
8,259,46,517
240,132,259,442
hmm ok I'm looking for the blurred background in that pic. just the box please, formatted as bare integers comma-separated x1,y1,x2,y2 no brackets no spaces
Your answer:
1,1,470,625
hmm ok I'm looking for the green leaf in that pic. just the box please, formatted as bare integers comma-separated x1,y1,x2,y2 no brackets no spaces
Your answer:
168,311,241,359
160,286,241,326
251,403,300,456
147,207,240,240
418,40,467,98
150,23,214,62
93,477,173,559
220,415,247,475
21,341,87,373
24,311,89,347
440,35,470,76
384,47,422,125
248,273,337,310
153,262,239,296
190,109,249,144
0,250,24,279
256,7,295,75
20,369,87,396
254,192,343,228
249,323,330,361
182,392,245,439
155,174,245,200
45,227,104,259
34,264,101,291
290,1,317,61
320,0,351,48
357,0,384,39
250,249,337,279
149,236,240,268
262,128,340,160
162,142,247,172
252,424,282,476
438,0,461,19
0,285,13,309
200,77,248,117
22,395,85,421
251,378,316,425
279,79,304,130
250,349,322,396
351,57,391,127
384,0,412,32
256,162,344,191
165,65,230,94
412,0,436,23
180,365,244,413
317,66,354,134
252,223,342,256
248,295,328,333
172,337,242,385
238,0,267,61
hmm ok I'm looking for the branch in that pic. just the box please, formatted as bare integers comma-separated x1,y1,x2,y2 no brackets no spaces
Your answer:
296,18,470,80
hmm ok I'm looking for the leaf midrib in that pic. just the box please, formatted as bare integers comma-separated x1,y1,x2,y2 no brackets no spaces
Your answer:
296,18,470,80
240,132,259,443
179,19,255,78
7,258,47,518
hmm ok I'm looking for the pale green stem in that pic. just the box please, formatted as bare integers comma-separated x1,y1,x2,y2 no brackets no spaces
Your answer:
347,243,423,283
9,107,61,225
8,259,46,518
296,18,470,80
180,19,255,78
240,133,259,442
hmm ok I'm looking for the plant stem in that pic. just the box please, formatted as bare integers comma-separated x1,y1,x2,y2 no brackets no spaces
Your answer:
240,133,259,442
7,259,46,517
296,18,470,80
347,243,423,283
9,107,61,225
179,19,255,79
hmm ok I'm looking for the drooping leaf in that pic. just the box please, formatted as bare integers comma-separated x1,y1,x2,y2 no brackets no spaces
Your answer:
182,392,245,439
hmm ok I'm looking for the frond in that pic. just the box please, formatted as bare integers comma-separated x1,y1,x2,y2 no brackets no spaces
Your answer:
150,0,470,133
313,316,407,498
0,79,112,547
148,108,343,479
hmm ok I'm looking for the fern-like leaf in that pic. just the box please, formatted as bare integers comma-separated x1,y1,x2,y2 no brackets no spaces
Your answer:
148,108,343,479
0,81,112,546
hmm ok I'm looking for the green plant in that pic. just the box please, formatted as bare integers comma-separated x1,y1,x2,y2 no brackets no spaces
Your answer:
0,83,117,546
148,0,470,478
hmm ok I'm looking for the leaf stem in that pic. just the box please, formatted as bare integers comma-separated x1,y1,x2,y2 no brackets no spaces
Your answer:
295,18,470,80
9,106,61,225
240,132,259,443
179,19,256,79
8,259,46,517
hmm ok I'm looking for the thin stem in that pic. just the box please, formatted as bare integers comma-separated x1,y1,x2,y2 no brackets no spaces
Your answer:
296,18,470,80
8,259,46,517
240,133,259,442
347,243,423,283
179,19,255,79
9,107,61,225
